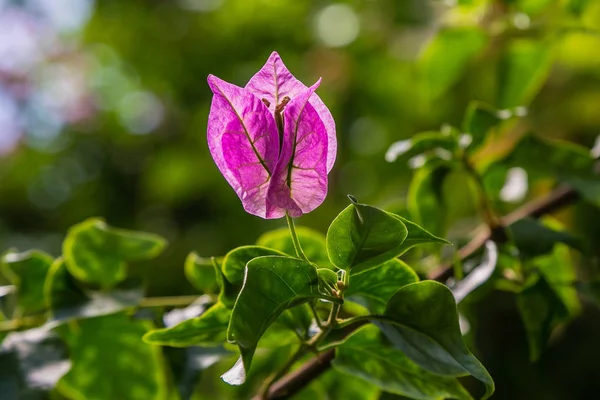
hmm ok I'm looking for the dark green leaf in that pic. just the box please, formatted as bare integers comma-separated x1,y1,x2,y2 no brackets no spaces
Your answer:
222,256,339,385
407,161,452,238
1,250,53,316
184,252,218,293
326,201,408,274
384,131,456,163
346,259,418,313
63,218,167,287
56,313,170,400
498,39,552,108
379,281,494,399
143,303,231,347
503,134,600,205
420,27,488,99
510,218,583,258
517,274,570,361
332,325,472,400
462,101,503,152
567,0,591,15
257,226,332,268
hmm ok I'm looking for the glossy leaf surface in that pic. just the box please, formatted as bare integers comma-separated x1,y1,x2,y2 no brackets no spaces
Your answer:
326,201,408,274
332,325,473,400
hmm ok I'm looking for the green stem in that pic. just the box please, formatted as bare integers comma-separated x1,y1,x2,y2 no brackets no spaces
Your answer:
463,157,500,230
286,212,309,262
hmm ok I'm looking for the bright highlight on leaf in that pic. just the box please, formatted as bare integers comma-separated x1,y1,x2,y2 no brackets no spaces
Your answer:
206,51,336,219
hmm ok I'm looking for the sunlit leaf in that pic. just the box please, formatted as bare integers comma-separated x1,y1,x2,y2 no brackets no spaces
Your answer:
221,245,286,286
346,259,418,313
222,256,340,385
1,250,53,316
63,218,167,287
332,325,473,400
326,200,408,274
257,226,332,268
143,303,231,347
56,313,170,400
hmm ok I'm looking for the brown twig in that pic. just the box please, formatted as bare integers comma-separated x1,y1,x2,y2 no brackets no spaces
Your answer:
258,185,579,399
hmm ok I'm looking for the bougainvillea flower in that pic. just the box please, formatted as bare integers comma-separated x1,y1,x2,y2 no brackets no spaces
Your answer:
207,52,336,219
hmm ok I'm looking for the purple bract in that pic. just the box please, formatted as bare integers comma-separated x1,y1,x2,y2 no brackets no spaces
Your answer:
207,52,336,219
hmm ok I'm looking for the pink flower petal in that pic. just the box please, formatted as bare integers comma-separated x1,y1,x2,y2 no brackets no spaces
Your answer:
207,75,280,218
245,52,337,172
266,80,328,218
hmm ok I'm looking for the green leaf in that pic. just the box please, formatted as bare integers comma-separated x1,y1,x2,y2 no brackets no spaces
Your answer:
143,302,231,347
503,134,600,205
379,281,494,399
510,218,583,259
332,325,473,400
407,160,452,238
390,214,451,250
419,27,488,100
518,275,569,361
213,257,239,308
63,218,167,287
566,0,591,15
44,258,144,325
326,200,408,274
498,39,553,108
184,252,218,293
221,245,286,285
517,0,554,14
1,250,53,316
222,256,340,385
462,101,503,152
257,226,332,268
518,242,581,360
346,259,419,313
56,313,169,400
384,131,456,163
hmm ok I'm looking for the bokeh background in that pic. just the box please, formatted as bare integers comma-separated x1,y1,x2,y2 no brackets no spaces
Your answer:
2,0,600,398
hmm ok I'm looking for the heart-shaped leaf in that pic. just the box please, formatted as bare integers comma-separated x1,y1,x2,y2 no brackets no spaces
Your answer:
326,200,408,274
63,218,166,287
143,303,231,347
378,281,494,399
332,325,473,400
1,250,54,316
346,259,419,313
222,256,340,385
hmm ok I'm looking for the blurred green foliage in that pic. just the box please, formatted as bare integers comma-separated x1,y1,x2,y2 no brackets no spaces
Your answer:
2,0,600,399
